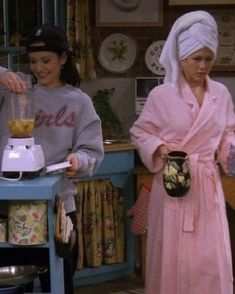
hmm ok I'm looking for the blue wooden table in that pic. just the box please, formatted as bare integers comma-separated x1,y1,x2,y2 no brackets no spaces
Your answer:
0,175,63,294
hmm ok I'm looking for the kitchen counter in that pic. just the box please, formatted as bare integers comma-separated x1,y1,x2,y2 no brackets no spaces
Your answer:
103,141,134,152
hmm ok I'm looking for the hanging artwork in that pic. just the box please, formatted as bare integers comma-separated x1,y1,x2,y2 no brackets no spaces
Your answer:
97,33,137,73
169,0,235,4
213,8,235,71
96,0,163,27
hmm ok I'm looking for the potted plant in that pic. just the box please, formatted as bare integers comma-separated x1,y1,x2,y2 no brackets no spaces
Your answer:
92,88,123,139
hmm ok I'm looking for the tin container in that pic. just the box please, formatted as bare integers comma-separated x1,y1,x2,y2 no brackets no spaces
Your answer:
8,200,47,245
0,219,7,243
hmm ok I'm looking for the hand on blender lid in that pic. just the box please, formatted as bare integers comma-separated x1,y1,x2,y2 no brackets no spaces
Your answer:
0,70,27,93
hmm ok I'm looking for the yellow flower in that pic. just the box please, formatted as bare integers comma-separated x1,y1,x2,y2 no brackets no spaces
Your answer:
178,175,185,185
168,165,178,176
165,182,172,189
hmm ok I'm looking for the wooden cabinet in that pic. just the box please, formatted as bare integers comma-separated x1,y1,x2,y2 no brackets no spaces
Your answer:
0,143,136,289
0,175,64,294
221,174,235,210
73,143,136,286
221,173,235,291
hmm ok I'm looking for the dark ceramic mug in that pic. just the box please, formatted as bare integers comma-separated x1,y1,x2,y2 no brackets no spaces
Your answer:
163,151,191,197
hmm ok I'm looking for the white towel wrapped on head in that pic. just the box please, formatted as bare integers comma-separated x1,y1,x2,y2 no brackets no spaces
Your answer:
159,10,218,86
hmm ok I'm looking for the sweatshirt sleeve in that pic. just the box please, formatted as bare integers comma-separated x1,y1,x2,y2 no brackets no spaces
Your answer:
72,92,104,177
0,67,8,99
0,66,7,78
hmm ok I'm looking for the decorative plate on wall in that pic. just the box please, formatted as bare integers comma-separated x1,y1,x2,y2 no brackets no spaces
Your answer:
145,40,165,76
98,33,137,73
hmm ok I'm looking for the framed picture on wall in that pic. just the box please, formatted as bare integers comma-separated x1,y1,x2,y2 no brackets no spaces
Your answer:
96,0,163,27
169,0,235,4
213,9,235,71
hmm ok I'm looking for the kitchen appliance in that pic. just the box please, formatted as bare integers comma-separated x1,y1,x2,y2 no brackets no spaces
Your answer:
1,89,45,178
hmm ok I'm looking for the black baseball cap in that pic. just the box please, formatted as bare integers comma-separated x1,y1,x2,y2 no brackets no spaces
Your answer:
26,24,69,53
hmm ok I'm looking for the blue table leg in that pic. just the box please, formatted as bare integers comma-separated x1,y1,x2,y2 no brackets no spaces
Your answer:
47,200,64,294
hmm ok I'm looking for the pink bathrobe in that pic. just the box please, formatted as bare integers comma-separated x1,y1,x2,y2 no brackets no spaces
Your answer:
130,76,235,294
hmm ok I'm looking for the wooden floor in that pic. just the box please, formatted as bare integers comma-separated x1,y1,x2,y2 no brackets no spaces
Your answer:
74,275,144,294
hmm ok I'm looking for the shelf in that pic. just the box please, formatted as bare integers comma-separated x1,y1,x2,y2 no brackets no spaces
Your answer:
0,242,49,248
74,262,134,287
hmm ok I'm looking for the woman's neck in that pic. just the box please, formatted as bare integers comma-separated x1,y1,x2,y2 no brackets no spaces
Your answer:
190,82,206,107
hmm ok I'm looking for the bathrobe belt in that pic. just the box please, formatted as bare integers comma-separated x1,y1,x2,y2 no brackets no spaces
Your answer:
182,153,219,232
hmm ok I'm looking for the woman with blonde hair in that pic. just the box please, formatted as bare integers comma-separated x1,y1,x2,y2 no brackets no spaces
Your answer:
130,10,234,294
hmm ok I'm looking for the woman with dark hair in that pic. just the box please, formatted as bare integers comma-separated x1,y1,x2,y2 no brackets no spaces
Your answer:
0,24,104,294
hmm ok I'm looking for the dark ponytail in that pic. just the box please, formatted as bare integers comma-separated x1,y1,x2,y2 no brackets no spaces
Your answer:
60,53,80,87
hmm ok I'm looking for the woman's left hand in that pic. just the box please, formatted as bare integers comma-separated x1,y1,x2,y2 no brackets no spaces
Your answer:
0,71,27,93
65,153,79,177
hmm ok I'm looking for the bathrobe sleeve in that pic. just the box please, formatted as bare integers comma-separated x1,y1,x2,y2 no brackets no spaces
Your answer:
130,88,166,173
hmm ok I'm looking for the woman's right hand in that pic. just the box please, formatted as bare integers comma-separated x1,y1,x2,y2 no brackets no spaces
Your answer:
155,144,172,159
0,71,27,93
65,153,79,177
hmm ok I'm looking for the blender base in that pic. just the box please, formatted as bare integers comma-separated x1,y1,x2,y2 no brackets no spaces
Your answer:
1,137,45,178
2,169,44,179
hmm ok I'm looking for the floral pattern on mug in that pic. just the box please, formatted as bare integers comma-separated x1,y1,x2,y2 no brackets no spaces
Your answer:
163,152,191,197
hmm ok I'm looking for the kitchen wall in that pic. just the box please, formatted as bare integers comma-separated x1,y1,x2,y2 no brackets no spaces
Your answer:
80,1,235,137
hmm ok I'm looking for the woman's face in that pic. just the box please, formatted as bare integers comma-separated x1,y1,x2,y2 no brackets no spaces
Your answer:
180,48,214,86
28,45,67,88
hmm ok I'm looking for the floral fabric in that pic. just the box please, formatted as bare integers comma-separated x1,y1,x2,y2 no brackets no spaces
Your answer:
74,179,125,269
67,0,97,80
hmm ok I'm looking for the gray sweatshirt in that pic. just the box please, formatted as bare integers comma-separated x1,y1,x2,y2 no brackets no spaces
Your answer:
0,67,6,76
0,69,104,213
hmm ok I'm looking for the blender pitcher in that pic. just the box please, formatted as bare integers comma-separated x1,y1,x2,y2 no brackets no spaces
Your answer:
1,88,45,177
6,90,35,138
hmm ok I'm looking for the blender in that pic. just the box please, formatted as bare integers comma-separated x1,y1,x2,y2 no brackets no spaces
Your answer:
1,89,45,178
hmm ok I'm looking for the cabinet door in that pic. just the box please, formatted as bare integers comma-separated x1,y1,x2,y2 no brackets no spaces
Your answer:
0,0,66,70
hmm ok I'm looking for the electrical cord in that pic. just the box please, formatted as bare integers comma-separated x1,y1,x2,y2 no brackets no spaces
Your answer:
0,172,23,181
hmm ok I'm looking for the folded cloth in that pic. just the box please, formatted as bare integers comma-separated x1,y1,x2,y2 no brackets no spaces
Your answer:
127,184,151,235
55,198,76,258
55,198,73,243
